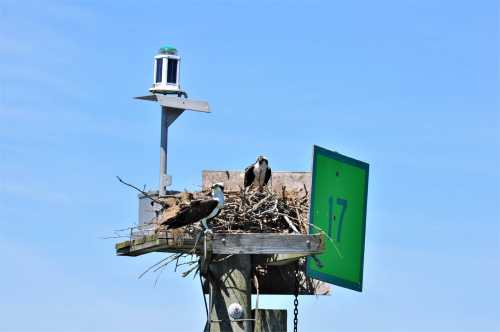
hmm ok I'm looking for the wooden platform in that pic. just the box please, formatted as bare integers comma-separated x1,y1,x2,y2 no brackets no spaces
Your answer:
115,230,330,295
115,231,324,257
115,170,330,297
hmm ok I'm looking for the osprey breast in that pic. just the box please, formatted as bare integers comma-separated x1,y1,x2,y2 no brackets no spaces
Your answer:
254,162,267,186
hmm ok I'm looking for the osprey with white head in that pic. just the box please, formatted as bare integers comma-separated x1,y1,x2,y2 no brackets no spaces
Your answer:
244,155,272,191
202,182,225,229
161,183,224,232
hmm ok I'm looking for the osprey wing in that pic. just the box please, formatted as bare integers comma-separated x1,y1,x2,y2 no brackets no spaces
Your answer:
244,165,255,187
163,199,218,229
264,167,272,185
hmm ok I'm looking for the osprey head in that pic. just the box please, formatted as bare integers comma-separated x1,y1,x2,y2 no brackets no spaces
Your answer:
256,155,268,166
211,182,225,192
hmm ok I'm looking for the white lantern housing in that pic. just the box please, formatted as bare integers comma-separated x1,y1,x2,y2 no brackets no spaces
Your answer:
149,46,186,96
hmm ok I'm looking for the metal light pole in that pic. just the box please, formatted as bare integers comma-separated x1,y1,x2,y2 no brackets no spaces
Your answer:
159,107,170,195
136,45,211,196
135,94,210,196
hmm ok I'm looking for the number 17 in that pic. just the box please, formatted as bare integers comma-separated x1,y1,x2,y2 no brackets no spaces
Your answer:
328,196,348,242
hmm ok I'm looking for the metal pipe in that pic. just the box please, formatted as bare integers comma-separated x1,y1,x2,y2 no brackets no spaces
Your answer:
159,106,168,196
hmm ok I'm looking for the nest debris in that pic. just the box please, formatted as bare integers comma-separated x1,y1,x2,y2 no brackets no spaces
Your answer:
146,187,311,281
211,188,309,234
114,177,314,281
156,187,310,234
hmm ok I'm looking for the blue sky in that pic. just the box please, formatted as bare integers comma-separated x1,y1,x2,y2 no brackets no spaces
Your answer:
0,0,498,331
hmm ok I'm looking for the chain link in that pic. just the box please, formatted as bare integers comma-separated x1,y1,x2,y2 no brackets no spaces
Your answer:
293,295,299,332
293,262,299,332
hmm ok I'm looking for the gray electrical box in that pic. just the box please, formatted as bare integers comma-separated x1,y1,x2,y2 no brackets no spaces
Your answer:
136,192,162,237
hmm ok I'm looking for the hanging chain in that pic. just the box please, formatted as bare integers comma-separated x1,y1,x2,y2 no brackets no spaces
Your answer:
293,262,300,332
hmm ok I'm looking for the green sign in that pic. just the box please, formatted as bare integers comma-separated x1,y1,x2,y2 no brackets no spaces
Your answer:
307,145,369,292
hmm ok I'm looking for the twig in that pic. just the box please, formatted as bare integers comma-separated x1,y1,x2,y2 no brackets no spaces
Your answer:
116,176,164,206
283,215,300,234
181,264,199,278
302,183,309,197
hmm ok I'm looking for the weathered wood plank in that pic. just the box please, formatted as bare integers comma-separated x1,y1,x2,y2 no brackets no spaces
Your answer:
116,233,323,256
116,232,323,256
211,233,323,255
252,263,330,296
253,254,307,266
206,254,252,332
202,170,311,194
115,240,131,250
253,310,287,332
116,231,199,256
203,271,330,296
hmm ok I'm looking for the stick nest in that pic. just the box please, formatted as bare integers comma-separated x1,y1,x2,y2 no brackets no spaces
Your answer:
156,187,310,234
211,188,309,234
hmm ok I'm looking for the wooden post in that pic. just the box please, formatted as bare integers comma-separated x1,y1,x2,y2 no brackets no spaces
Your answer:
206,254,252,332
253,310,287,332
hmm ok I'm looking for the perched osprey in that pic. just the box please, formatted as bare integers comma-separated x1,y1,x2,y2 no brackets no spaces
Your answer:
244,155,272,191
162,183,224,232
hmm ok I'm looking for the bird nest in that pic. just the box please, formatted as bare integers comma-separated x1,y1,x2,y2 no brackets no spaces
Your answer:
155,187,310,235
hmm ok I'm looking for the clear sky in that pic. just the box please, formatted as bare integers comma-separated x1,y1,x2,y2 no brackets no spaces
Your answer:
1,0,499,331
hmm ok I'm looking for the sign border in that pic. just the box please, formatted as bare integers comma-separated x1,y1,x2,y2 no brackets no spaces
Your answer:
306,145,369,292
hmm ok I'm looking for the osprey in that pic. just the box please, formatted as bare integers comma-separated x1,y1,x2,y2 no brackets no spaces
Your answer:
244,155,272,191
162,183,224,232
